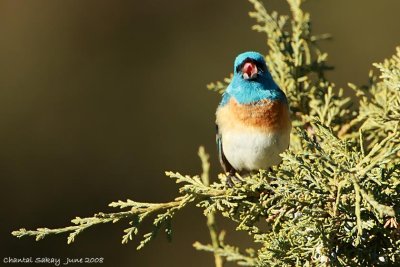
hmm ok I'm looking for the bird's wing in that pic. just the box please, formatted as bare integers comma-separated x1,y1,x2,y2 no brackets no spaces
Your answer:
216,124,234,173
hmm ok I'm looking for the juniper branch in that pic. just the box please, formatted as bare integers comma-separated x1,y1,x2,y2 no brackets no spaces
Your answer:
198,146,224,267
12,195,193,245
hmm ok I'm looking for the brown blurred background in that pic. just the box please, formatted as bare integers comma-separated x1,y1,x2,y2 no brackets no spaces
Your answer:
1,0,399,266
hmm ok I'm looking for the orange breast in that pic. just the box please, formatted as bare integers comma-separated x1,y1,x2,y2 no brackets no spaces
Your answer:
217,98,291,132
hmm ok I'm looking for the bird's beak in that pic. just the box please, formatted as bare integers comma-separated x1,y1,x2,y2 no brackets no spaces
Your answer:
242,62,258,79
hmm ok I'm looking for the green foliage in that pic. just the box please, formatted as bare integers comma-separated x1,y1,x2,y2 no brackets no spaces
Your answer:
12,0,399,266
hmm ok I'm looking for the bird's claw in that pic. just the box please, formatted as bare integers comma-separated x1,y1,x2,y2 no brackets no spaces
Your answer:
225,174,242,188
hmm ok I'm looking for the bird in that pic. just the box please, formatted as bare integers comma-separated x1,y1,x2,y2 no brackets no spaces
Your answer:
215,51,291,186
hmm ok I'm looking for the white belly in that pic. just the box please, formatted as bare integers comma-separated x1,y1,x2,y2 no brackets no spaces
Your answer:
222,128,290,172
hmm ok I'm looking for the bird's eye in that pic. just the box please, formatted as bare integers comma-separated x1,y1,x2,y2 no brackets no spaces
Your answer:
255,62,265,72
235,64,243,73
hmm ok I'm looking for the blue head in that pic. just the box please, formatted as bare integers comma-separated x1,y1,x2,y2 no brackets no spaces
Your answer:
220,51,286,105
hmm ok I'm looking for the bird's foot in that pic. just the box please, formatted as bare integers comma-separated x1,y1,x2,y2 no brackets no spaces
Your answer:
225,171,242,188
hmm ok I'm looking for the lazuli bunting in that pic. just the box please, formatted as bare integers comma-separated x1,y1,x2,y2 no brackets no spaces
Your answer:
216,51,291,186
